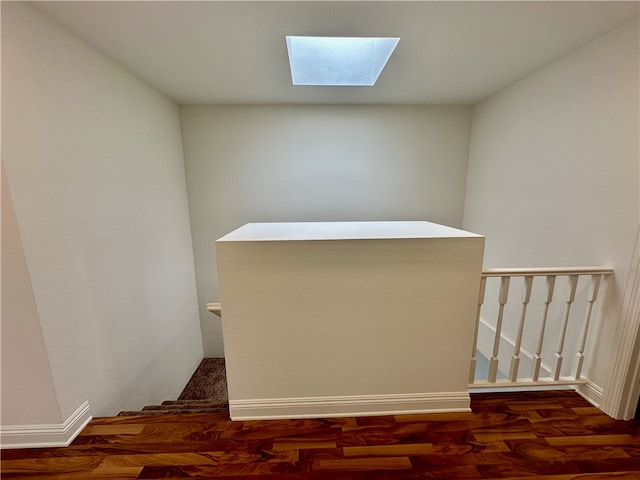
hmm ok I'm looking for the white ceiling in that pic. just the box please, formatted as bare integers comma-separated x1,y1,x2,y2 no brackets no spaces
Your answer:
32,1,639,105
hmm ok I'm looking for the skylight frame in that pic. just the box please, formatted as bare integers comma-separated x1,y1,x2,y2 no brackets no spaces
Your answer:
285,36,400,87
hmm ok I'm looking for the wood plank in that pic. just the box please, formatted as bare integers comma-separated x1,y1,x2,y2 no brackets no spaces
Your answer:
477,459,582,478
0,467,142,480
272,439,337,450
1,456,104,473
433,440,511,455
343,443,435,456
312,456,413,471
78,425,145,436
572,407,605,415
506,402,566,411
546,434,637,447
472,431,538,442
96,450,296,468
394,412,476,422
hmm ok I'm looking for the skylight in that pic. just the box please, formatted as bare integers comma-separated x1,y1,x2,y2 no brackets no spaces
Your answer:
285,36,400,87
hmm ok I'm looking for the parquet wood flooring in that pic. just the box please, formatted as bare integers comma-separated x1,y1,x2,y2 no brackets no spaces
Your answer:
3,391,640,479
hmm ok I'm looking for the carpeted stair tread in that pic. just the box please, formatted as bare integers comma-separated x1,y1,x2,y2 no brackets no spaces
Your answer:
116,358,229,417
118,404,228,416
161,399,225,406
116,410,230,418
144,408,228,415
142,403,226,411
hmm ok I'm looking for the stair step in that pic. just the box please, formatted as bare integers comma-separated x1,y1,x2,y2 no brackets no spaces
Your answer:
117,399,229,417
116,357,229,417
161,399,225,406
117,409,229,418
149,408,228,415
118,406,228,416
141,406,228,413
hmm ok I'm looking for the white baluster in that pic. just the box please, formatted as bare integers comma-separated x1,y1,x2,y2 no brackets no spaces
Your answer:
574,274,602,380
553,275,579,380
532,275,556,381
488,276,510,383
470,276,487,383
509,276,533,381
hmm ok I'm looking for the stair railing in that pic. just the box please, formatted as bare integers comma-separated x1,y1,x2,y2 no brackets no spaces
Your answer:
469,266,613,389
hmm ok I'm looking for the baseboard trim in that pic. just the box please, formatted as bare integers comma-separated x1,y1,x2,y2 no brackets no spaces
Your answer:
229,392,470,420
0,401,92,449
577,381,604,409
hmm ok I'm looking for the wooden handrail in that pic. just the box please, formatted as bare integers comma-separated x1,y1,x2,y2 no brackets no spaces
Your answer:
206,303,222,317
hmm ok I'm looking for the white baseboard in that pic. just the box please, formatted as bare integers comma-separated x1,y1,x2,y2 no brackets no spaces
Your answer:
577,381,604,409
229,391,470,420
0,401,92,449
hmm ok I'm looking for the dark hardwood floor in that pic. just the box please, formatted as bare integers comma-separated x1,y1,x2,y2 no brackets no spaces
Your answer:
3,390,640,479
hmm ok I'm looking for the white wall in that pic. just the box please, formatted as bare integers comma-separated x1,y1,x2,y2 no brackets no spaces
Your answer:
464,20,639,401
1,165,63,426
181,105,473,356
1,3,203,419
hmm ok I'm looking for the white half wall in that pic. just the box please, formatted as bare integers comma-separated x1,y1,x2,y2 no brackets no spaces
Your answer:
216,222,484,419
1,3,203,419
463,19,639,414
181,105,472,356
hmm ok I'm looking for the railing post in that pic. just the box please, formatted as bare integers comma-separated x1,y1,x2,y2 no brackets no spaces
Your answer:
575,274,602,380
489,276,510,383
532,275,556,381
509,276,533,382
469,276,487,383
553,275,579,380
